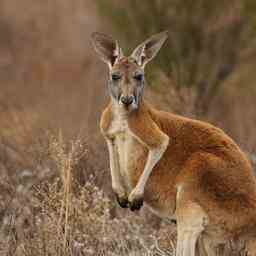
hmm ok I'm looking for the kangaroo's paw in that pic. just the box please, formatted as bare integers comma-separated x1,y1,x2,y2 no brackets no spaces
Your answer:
112,185,128,209
115,193,129,208
128,189,144,211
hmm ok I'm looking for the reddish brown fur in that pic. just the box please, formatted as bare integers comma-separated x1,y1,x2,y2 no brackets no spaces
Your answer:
100,104,112,134
93,31,256,253
101,99,256,241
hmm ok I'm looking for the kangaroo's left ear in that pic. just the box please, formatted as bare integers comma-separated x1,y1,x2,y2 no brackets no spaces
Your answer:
130,31,168,68
91,32,123,69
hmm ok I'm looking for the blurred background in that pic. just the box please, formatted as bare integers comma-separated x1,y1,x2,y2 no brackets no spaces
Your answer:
0,0,256,255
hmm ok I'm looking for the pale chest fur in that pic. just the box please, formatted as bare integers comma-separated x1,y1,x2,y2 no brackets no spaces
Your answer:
107,106,145,191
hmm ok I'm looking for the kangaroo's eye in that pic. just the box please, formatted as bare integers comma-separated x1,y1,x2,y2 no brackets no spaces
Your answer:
134,74,143,81
111,74,121,81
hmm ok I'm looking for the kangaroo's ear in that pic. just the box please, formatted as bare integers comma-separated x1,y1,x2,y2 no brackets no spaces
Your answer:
130,31,168,68
91,32,123,68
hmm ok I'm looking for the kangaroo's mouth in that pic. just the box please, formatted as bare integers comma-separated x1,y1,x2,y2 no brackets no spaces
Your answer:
119,95,138,111
119,100,138,113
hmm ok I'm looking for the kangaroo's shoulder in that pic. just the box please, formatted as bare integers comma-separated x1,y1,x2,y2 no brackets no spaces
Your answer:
128,101,169,149
100,102,113,135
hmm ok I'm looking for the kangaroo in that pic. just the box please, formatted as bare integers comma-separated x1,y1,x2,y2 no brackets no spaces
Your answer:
91,31,256,255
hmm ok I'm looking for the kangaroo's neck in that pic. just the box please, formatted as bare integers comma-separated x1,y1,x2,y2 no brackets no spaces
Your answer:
111,100,129,120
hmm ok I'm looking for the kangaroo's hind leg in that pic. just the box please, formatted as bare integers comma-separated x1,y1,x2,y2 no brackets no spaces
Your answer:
175,187,208,256
176,225,202,256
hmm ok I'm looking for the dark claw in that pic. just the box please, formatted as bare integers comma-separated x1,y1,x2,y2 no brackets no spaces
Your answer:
129,197,143,211
115,194,129,208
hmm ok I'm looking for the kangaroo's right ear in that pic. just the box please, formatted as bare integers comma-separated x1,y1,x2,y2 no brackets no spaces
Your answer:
130,31,168,68
91,32,123,68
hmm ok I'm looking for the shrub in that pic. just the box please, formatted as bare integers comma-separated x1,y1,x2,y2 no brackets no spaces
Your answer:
96,0,256,115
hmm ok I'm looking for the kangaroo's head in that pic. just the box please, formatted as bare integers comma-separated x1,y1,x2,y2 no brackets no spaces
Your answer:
91,31,168,112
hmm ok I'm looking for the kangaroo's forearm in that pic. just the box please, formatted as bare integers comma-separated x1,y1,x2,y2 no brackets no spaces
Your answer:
128,110,170,193
106,139,124,194
132,135,169,194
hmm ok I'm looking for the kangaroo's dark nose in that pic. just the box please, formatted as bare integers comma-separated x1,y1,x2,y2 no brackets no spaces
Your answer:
120,95,134,106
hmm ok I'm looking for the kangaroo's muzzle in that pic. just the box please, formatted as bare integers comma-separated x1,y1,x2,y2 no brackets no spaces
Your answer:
120,95,135,106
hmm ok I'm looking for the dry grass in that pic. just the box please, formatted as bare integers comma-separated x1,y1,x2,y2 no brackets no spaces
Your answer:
0,135,178,256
